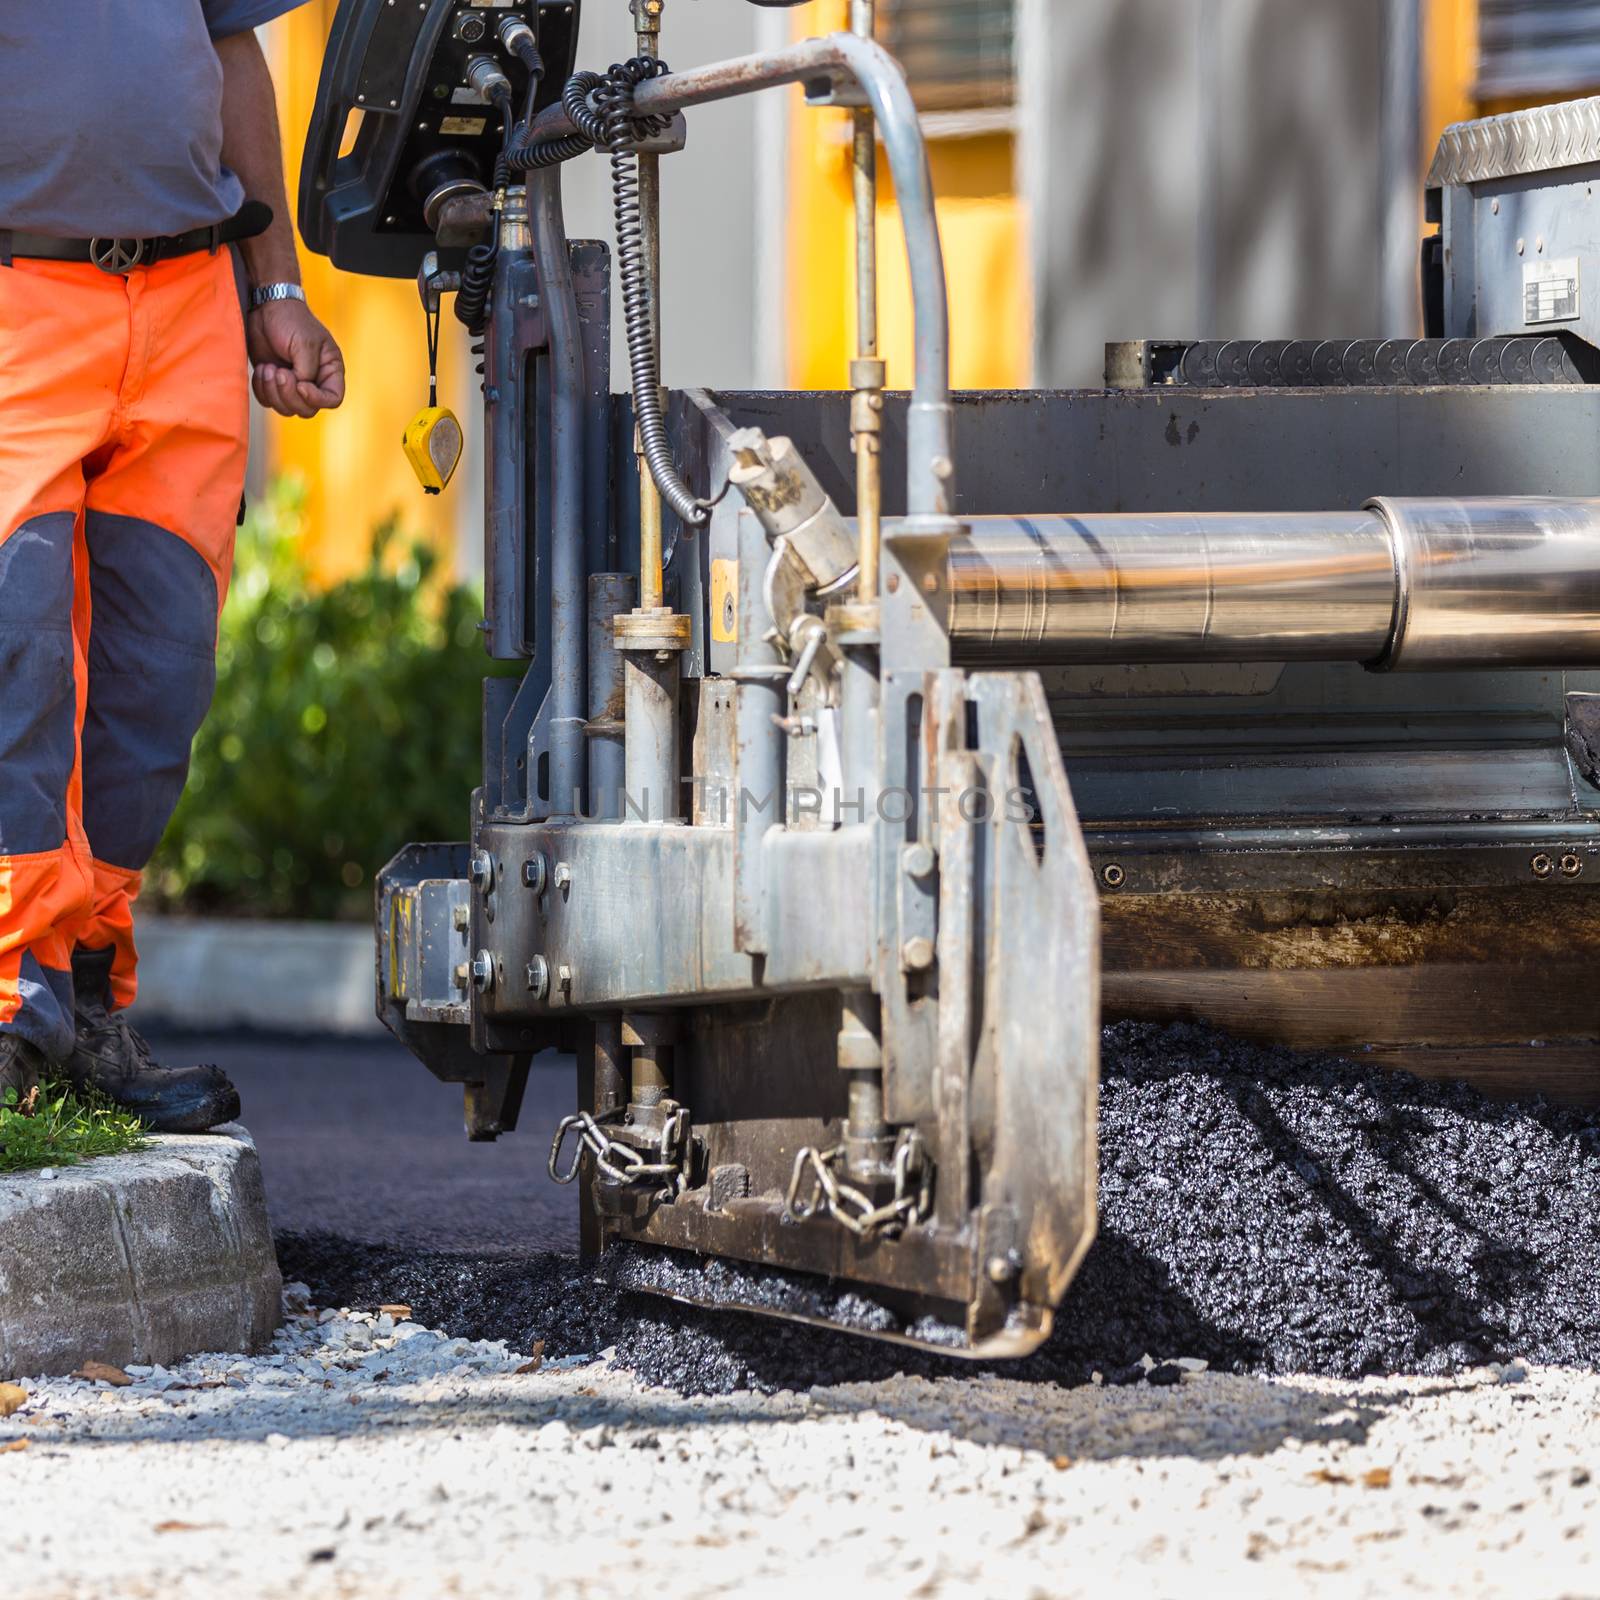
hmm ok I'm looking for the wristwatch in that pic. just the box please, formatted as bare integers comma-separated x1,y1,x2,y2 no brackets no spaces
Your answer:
249,282,307,311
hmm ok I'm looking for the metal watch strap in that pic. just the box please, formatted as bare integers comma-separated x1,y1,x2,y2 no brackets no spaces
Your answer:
249,282,307,310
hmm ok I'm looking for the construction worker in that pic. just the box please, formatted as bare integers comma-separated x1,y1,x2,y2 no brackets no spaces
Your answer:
0,5,343,1130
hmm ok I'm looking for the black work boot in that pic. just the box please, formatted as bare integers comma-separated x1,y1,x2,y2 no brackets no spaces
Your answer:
66,948,241,1134
0,1034,47,1108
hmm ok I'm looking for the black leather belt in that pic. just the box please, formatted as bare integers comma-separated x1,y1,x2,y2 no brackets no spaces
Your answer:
0,200,273,273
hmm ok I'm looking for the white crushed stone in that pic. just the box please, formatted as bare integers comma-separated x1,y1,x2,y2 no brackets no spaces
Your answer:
2,1284,1597,1598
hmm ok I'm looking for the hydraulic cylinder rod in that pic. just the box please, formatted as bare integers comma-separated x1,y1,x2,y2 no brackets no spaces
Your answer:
947,498,1600,670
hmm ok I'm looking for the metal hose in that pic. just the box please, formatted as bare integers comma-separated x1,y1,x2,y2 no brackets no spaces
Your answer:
508,62,712,529
595,62,709,530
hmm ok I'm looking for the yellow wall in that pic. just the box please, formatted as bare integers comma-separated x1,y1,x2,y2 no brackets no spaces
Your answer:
783,0,1030,390
266,0,1572,574
264,4,467,582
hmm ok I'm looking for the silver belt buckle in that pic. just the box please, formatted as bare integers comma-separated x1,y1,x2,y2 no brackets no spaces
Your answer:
89,236,149,275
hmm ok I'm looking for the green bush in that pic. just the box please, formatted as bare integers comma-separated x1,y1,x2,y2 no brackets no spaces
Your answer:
148,479,508,922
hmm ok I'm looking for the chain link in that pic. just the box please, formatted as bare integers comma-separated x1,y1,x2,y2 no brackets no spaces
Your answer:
548,1105,692,1199
785,1130,933,1240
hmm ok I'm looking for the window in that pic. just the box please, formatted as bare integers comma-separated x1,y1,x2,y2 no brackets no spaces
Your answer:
878,0,1016,113
1478,0,1600,99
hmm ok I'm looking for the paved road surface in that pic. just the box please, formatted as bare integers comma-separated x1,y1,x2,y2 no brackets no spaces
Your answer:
147,1030,579,1255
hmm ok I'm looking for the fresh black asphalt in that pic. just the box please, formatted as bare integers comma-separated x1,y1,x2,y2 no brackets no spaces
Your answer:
155,1021,1600,1396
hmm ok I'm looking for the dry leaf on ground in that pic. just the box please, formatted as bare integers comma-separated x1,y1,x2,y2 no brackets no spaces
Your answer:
72,1361,132,1387
0,1437,30,1454
0,1383,26,1418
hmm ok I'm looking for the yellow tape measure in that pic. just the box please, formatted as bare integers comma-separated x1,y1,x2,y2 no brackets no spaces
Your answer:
403,406,463,495
404,283,462,495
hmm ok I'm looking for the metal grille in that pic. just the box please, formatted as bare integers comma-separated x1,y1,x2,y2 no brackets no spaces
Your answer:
1479,0,1600,99
879,0,1015,112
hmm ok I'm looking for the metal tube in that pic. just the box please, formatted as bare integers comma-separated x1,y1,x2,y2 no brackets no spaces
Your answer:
949,512,1396,663
529,171,588,811
732,510,786,955
522,35,952,514
624,652,680,822
586,572,635,819
839,988,890,1183
946,500,1600,670
483,190,535,659
630,1043,670,1109
849,4,885,597
1371,496,1600,669
634,0,667,610
594,1014,626,1119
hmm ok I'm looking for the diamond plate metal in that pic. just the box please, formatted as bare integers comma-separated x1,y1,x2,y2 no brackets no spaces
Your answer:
1427,96,1600,189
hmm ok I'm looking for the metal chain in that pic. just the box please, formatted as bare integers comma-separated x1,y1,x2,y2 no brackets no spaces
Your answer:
785,1130,933,1240
549,1105,692,1199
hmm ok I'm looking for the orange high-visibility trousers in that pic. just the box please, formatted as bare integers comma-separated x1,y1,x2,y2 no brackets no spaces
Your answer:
0,249,248,1057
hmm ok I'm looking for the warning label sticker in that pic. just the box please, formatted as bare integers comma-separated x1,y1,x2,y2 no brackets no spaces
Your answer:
1524,257,1581,324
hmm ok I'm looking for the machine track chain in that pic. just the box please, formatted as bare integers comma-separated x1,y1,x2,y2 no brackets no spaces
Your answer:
1143,335,1591,389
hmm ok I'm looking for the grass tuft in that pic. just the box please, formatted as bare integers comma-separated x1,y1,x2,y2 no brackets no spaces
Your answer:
0,1082,150,1174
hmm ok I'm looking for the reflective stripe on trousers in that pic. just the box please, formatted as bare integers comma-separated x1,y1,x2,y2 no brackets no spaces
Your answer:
0,250,248,1056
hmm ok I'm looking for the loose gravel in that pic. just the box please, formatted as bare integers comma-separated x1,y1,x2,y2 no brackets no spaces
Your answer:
281,1021,1600,1396
4,1285,1598,1599
9,1022,1600,1598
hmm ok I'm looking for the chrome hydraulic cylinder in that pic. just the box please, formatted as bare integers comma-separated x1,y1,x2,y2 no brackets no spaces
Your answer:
947,498,1600,670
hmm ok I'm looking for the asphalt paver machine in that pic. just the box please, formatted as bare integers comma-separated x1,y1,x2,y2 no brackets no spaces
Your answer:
302,0,1600,1354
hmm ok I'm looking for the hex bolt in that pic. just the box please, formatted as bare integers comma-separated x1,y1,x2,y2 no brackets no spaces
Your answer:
451,903,469,932
921,571,939,594
904,841,936,880
468,848,495,891
521,855,547,893
1561,853,1584,878
453,961,470,990
901,935,935,972
470,949,496,992
557,964,574,995
1102,863,1127,889
1532,852,1556,879
525,955,550,998
553,862,573,893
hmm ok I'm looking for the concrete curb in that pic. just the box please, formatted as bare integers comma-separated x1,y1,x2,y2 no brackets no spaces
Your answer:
0,1128,282,1380
135,915,378,1036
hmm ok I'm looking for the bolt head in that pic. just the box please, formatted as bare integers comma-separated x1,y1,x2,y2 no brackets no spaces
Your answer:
468,849,494,891
526,955,550,998
901,935,935,972
553,862,573,891
557,964,574,992
987,1253,1018,1285
904,842,936,879
470,949,496,992
521,855,547,892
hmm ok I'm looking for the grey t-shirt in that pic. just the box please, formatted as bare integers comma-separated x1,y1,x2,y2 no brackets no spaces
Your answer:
0,1,306,237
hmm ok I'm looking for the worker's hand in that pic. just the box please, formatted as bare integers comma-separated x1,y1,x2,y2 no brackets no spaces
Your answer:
247,298,346,419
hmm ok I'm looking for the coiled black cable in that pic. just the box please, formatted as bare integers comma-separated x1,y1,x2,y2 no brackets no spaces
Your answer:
507,60,711,528
453,93,517,335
